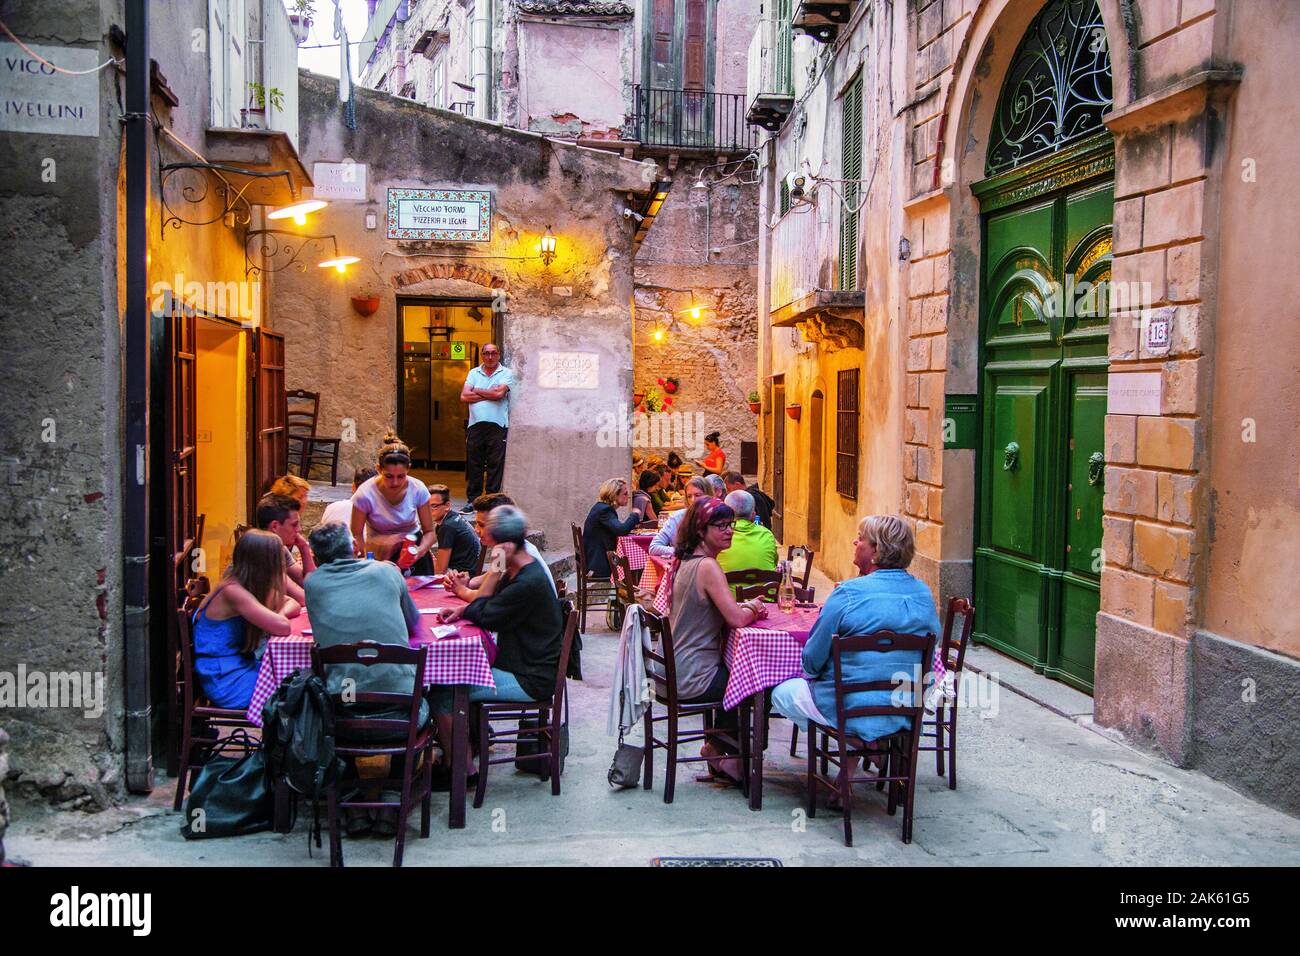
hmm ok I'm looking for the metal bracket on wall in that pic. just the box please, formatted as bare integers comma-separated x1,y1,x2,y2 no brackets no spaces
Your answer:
243,229,342,278
159,161,294,239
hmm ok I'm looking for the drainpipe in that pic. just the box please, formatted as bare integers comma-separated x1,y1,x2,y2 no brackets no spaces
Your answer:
471,0,492,119
122,0,154,794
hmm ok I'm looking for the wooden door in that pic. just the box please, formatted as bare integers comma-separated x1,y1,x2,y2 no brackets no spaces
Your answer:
642,0,714,145
253,328,287,501
771,376,785,543
164,293,198,595
808,390,824,551
975,175,1111,692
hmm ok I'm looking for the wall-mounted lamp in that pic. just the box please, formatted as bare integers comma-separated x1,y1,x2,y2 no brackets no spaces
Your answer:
244,228,358,277
318,254,360,273
651,325,666,343
539,225,557,266
267,198,328,226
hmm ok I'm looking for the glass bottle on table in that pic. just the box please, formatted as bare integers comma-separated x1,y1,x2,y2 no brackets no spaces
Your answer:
777,560,795,614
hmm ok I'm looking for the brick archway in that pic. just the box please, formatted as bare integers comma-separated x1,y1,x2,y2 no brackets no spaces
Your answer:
391,262,506,290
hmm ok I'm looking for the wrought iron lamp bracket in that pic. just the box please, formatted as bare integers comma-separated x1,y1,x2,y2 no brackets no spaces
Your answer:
244,229,340,278
159,161,296,239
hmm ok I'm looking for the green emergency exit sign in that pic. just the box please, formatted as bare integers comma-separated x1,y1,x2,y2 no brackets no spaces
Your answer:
450,341,467,360
943,395,977,450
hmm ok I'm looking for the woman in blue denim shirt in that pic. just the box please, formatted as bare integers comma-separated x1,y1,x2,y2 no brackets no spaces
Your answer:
771,515,940,743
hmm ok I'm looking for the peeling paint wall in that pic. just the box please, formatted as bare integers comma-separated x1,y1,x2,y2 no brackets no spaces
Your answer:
518,19,630,139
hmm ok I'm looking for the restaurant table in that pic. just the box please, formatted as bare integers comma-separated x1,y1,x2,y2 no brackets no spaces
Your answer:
724,602,821,811
613,533,655,581
248,575,495,830
642,553,670,594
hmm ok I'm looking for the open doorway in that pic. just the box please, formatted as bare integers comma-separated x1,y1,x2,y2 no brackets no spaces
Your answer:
396,297,500,470
194,318,250,576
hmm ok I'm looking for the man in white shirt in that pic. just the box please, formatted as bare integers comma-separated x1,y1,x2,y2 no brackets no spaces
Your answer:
318,466,377,528
460,343,512,512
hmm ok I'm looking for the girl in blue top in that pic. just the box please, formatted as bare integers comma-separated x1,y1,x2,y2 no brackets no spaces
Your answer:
191,529,300,709
771,515,941,744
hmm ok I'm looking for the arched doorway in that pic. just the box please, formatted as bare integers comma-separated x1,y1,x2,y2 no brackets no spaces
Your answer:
808,389,824,552
972,0,1113,693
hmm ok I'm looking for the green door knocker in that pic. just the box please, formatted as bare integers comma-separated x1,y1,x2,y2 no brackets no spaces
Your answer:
1088,451,1105,486
1003,441,1020,472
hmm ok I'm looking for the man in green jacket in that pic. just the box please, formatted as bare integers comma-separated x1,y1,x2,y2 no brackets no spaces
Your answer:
718,490,779,581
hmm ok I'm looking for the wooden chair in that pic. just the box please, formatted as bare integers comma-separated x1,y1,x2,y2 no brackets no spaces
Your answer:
167,570,209,777
805,630,936,846
724,568,782,592
605,550,639,630
640,610,751,804
471,604,580,808
172,602,259,811
734,582,815,604
918,597,975,789
286,388,341,486
786,546,814,589
571,522,617,633
311,641,436,868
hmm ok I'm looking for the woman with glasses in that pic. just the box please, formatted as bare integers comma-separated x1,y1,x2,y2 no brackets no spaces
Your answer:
659,498,768,783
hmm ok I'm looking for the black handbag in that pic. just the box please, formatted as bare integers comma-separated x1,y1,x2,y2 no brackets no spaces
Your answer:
607,689,644,789
180,731,273,840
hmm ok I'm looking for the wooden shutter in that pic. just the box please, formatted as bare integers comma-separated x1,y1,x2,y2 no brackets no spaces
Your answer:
683,0,708,91
209,0,227,124
836,368,859,498
839,72,863,291
227,0,246,125
165,294,199,586
253,328,287,499
775,0,793,93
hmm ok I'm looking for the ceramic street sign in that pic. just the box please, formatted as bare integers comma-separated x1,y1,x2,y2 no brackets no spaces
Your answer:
387,188,492,241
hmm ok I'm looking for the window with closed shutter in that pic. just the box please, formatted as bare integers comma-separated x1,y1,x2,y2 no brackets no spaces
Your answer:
836,368,859,498
839,72,863,291
775,0,793,94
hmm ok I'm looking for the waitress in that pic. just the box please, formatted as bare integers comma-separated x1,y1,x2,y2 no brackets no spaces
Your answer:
349,432,438,574
693,431,727,477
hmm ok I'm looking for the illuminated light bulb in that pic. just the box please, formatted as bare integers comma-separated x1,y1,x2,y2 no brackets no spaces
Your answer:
317,255,360,272
652,327,665,343
268,199,328,223
690,306,701,320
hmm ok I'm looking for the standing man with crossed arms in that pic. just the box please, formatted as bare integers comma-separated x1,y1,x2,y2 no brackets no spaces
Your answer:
459,342,513,512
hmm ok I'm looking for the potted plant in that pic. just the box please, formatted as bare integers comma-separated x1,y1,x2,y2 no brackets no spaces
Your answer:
638,386,668,415
658,375,680,395
785,403,802,422
242,83,285,129
747,390,761,414
351,285,381,316
287,0,315,45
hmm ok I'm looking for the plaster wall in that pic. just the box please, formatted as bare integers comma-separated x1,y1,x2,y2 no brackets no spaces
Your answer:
274,71,653,549
518,19,628,138
762,4,906,581
632,159,758,471
0,0,125,812
1202,0,1300,662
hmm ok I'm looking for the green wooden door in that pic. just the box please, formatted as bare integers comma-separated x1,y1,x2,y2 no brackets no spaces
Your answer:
974,164,1112,692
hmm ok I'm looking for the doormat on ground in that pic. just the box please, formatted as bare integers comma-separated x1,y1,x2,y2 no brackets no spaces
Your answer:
650,857,782,867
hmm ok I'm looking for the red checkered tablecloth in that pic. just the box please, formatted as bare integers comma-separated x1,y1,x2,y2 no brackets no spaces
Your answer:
722,604,821,710
614,534,654,578
644,554,670,598
245,577,496,725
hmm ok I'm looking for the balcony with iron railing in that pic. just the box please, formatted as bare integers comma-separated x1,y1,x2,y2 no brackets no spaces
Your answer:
631,86,759,154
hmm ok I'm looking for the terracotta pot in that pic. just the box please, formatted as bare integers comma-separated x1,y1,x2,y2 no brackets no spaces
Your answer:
351,295,381,316
664,381,678,394
633,391,645,406
748,402,761,414
785,404,802,422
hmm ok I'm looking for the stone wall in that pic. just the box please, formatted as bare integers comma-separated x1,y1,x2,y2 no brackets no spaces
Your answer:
632,161,759,473
275,72,653,549
0,0,126,810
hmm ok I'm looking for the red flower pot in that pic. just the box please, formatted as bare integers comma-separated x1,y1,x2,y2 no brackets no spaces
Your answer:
351,295,381,316
663,379,678,394
748,402,761,414
785,404,802,422
633,391,645,406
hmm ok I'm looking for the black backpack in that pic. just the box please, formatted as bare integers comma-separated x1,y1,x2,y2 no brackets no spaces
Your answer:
262,669,341,804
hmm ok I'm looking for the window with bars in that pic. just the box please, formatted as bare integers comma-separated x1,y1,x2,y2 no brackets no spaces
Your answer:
838,71,863,291
836,368,860,498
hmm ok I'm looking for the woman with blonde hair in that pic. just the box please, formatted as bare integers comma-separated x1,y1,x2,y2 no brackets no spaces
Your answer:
771,514,940,745
191,529,300,709
349,431,438,573
581,477,645,578
269,473,311,506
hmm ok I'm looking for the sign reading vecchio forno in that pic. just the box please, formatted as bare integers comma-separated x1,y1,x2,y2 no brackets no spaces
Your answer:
387,188,492,241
